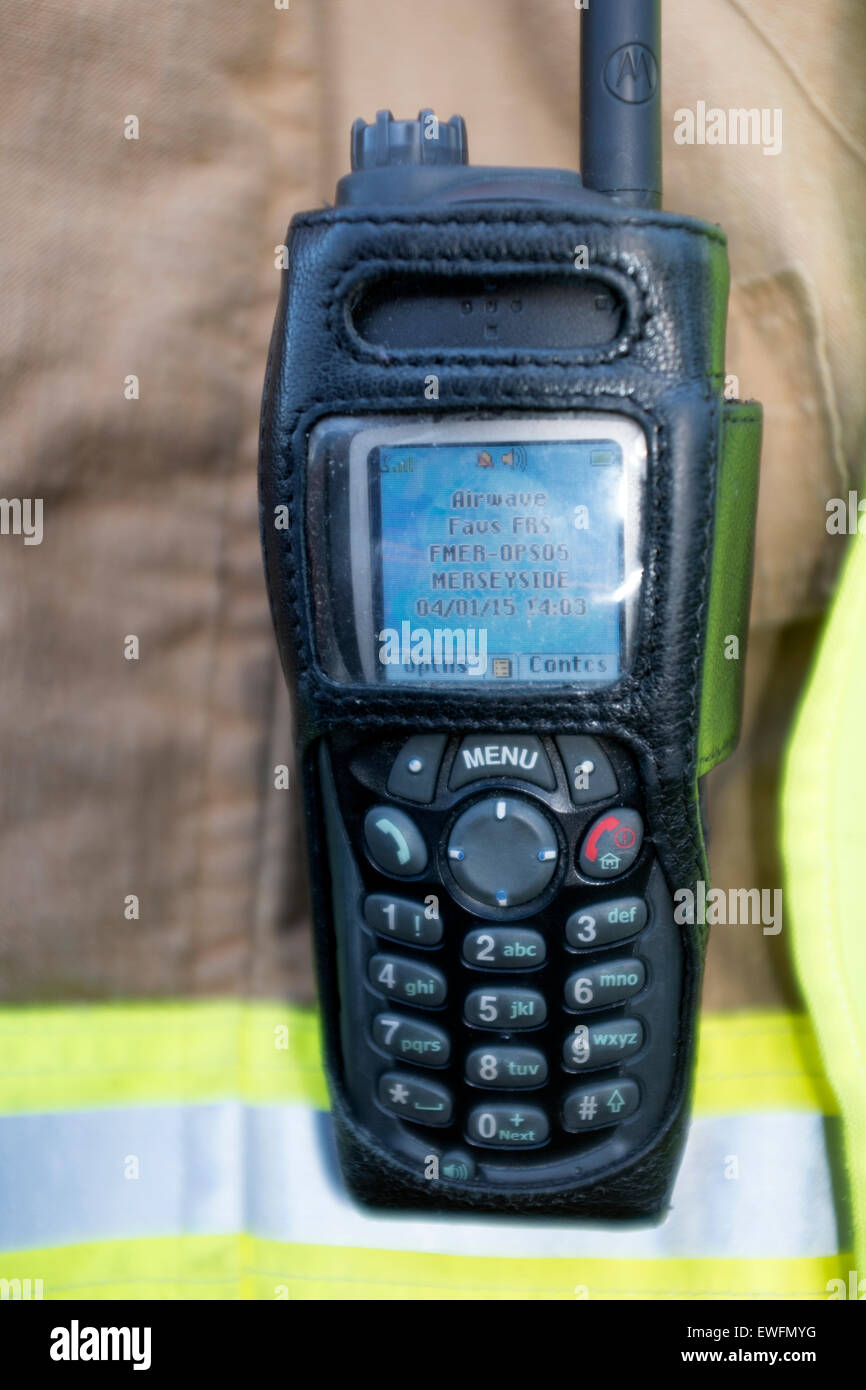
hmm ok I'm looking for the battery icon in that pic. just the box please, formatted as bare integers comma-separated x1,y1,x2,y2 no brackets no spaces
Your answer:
591,449,616,466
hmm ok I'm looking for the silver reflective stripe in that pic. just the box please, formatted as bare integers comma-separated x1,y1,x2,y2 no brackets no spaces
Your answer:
267,1107,842,1259
0,1105,243,1251
0,1104,841,1258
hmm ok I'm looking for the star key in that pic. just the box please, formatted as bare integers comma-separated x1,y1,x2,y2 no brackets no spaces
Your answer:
377,1072,454,1127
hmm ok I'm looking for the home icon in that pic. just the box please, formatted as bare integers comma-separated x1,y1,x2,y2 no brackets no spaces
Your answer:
599,851,621,872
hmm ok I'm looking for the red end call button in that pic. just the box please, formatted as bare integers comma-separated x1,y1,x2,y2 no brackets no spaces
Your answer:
578,808,644,880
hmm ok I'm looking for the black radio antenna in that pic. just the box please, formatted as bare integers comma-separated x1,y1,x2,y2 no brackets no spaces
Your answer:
580,0,662,209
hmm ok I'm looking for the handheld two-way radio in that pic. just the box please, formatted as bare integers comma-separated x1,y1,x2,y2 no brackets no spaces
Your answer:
260,0,761,1218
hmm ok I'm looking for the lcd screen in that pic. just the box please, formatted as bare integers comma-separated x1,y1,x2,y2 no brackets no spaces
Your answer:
305,413,646,686
372,439,629,683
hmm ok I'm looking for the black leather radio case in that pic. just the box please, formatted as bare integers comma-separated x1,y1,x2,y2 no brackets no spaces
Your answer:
259,196,761,1218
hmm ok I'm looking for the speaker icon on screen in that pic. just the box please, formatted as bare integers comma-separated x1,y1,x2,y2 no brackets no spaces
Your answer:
501,446,527,471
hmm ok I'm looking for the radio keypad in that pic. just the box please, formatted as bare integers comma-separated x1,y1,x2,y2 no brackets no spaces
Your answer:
378,1072,453,1126
578,807,644,880
387,734,448,804
462,926,546,969
373,1014,451,1066
565,896,647,949
450,735,556,792
564,959,646,1010
556,735,619,805
464,986,547,1030
365,893,443,946
364,806,428,876
446,796,559,907
355,732,658,1165
369,954,447,1007
562,1079,640,1132
465,1046,548,1088
466,1104,550,1148
562,1018,644,1070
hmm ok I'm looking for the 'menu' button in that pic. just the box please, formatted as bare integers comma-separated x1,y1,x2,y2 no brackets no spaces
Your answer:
450,736,556,791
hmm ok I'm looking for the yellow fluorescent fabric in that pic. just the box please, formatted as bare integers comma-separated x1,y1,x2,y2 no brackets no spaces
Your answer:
0,1236,850,1302
0,1002,846,1301
0,1000,328,1115
0,1001,835,1117
782,522,866,1277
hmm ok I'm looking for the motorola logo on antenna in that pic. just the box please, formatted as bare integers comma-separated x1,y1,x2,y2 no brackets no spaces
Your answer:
603,43,658,105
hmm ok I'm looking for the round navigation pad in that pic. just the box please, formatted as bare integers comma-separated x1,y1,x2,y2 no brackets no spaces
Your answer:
446,796,559,908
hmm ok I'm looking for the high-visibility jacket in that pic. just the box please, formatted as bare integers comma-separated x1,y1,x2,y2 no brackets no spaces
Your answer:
0,1000,855,1300
2,533,864,1303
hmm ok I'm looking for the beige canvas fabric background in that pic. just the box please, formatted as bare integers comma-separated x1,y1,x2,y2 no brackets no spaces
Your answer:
1,0,863,1007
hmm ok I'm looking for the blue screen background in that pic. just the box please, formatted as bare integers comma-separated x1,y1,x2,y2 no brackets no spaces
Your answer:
375,439,625,683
